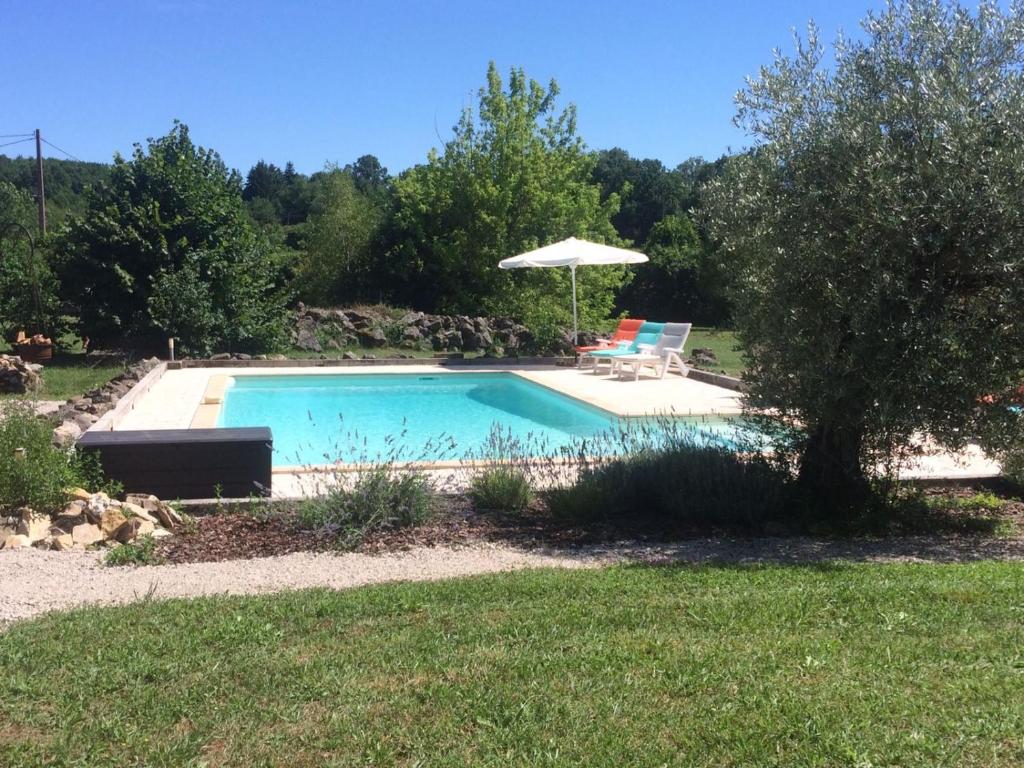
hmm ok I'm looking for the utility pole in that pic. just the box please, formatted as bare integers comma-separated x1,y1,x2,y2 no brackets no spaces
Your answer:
34,128,46,236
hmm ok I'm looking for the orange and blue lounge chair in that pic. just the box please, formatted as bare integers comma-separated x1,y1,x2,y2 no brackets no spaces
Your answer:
576,318,645,368
584,321,666,375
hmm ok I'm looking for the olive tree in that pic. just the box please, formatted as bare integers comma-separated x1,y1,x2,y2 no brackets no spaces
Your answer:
703,0,1024,511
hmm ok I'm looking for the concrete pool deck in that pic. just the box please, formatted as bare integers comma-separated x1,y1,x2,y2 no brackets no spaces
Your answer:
105,363,1001,499
115,363,745,432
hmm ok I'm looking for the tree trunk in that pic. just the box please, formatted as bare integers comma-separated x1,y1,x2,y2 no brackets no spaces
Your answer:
797,422,871,515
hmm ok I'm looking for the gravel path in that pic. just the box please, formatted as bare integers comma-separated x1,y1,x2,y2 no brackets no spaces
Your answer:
3,536,1023,628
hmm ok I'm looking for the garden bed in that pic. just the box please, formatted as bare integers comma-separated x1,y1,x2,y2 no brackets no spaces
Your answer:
153,484,1024,565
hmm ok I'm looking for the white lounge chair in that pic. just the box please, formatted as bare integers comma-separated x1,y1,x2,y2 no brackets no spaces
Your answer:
613,322,691,380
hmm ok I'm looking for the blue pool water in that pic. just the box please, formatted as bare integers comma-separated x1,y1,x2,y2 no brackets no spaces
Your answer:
218,373,740,466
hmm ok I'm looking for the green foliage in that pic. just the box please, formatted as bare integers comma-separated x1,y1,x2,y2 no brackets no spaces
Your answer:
147,247,289,356
297,468,435,547
702,0,1024,511
470,466,534,512
0,154,109,223
618,213,729,322
388,63,626,336
297,169,384,305
55,122,289,352
0,402,107,514
591,148,689,245
0,182,69,340
547,440,790,532
104,535,162,567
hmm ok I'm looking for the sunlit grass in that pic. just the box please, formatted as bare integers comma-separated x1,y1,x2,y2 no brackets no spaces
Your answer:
1,562,1021,766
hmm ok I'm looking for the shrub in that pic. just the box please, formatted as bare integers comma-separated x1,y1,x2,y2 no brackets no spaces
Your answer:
470,466,534,513
547,439,790,533
0,401,109,514
104,535,161,567
296,467,435,547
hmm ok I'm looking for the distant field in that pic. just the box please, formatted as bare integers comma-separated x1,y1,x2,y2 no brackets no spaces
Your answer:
1,562,1020,766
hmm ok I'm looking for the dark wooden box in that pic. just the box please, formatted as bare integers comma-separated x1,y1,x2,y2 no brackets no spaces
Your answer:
78,428,273,500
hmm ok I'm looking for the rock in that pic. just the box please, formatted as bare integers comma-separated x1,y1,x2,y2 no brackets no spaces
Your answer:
125,493,159,511
71,523,103,547
361,353,376,360
68,487,92,502
0,354,42,394
73,412,99,431
150,527,173,539
342,351,358,360
294,317,322,352
153,501,182,529
2,534,31,550
268,354,288,361
356,327,387,347
85,494,110,523
122,502,158,524
98,508,128,538
209,352,232,361
50,533,75,551
113,517,155,543
52,420,82,446
16,509,51,543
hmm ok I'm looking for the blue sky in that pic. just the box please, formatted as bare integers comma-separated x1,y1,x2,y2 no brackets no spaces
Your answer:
3,0,888,175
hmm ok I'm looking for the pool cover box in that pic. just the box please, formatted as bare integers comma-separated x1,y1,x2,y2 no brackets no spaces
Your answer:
78,428,273,499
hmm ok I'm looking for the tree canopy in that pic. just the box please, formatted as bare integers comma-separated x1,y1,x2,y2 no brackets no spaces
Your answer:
388,63,624,340
703,0,1024,509
56,122,288,353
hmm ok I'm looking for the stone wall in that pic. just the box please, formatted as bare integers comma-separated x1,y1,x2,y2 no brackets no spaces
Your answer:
291,305,575,356
52,358,162,444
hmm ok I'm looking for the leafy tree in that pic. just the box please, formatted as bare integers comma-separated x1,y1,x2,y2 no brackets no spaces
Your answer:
0,182,67,340
344,155,390,196
591,148,688,245
55,122,288,352
703,0,1024,512
390,63,624,337
298,168,383,305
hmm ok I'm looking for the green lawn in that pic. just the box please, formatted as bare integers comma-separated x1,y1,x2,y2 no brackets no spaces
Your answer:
688,327,743,377
1,562,1021,766
0,354,124,401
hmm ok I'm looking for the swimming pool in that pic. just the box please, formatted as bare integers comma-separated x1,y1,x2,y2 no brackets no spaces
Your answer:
217,373,741,466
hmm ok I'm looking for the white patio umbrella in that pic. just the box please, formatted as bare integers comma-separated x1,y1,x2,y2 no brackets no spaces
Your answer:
498,237,649,345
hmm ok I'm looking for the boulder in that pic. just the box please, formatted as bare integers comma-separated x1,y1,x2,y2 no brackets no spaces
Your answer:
16,509,51,543
356,327,387,347
2,534,31,550
122,502,158,525
113,517,155,543
71,523,103,547
0,355,41,394
52,420,82,447
99,508,128,538
50,533,75,551
153,501,182,529
68,487,92,502
294,318,322,352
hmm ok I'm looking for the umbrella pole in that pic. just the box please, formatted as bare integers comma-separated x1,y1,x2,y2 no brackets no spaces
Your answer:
570,264,578,347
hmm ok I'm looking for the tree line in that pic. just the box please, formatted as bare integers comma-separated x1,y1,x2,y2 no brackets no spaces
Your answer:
0,64,729,357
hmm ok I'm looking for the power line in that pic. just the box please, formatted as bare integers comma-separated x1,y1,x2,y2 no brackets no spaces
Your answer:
0,137,33,150
0,133,34,139
41,137,83,162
